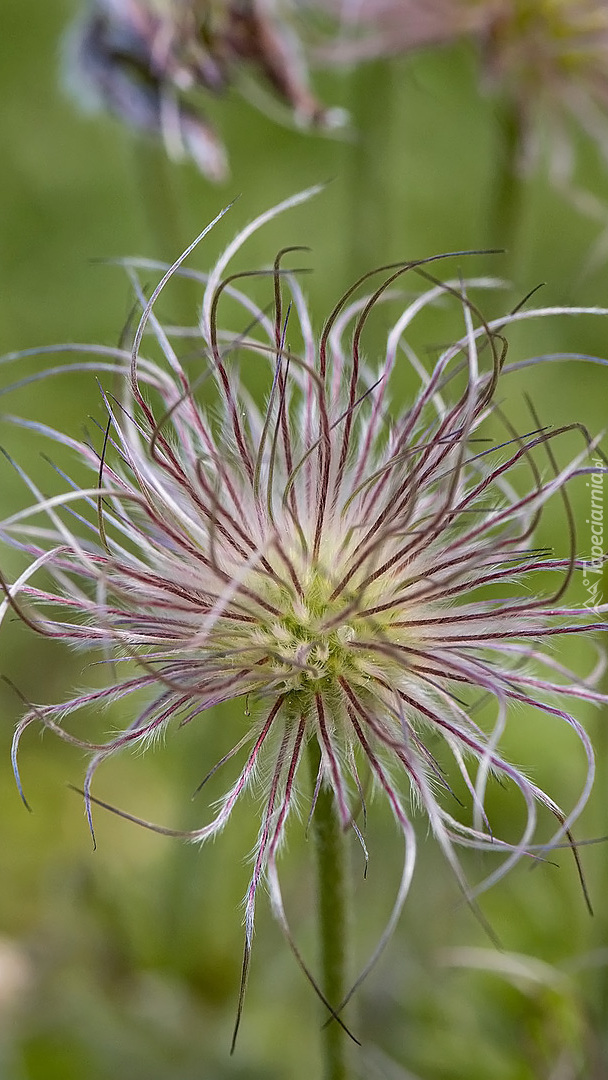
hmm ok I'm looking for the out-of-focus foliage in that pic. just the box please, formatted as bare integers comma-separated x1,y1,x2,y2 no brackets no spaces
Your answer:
0,1,607,1078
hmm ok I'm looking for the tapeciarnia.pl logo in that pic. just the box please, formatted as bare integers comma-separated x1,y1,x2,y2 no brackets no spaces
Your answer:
582,458,605,613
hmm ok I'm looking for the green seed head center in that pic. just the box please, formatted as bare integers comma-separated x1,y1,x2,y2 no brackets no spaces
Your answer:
259,569,359,690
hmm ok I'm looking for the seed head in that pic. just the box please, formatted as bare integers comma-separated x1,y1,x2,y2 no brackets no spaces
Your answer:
321,1,608,200
2,188,607,1022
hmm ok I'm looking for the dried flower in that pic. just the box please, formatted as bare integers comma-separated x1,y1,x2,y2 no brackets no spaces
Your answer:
2,189,607,1021
64,0,346,181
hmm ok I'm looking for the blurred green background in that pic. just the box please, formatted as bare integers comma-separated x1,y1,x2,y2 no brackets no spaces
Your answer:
1,2,608,1077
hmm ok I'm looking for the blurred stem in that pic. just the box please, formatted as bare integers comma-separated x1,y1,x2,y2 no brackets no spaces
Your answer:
487,96,526,273
132,138,198,326
346,60,395,277
589,650,608,1064
308,739,351,1080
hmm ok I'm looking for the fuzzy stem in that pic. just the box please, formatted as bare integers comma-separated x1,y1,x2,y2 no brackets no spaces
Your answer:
308,738,351,1080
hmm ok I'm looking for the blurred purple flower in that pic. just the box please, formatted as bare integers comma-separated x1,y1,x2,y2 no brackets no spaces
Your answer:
65,0,347,180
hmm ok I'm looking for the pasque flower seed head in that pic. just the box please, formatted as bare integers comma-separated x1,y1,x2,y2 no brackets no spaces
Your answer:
2,188,607,1023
